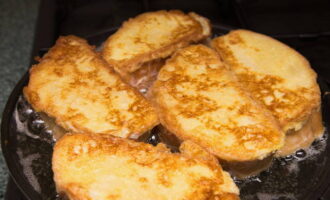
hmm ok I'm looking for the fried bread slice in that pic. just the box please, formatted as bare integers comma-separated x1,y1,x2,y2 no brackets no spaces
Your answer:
24,36,158,139
211,30,321,133
102,10,211,75
151,45,284,161
52,133,239,200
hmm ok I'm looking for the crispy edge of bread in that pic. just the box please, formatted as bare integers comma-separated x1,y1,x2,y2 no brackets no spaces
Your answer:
102,10,211,75
153,88,284,162
211,29,321,133
180,140,240,197
188,12,212,40
150,44,284,162
53,133,239,200
24,35,159,138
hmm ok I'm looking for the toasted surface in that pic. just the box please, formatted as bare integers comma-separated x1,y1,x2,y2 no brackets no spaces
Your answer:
211,30,321,133
24,36,158,138
179,140,239,196
102,10,211,74
53,133,239,200
151,45,284,161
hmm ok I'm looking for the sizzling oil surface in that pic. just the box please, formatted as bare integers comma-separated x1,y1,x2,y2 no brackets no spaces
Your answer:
222,156,274,179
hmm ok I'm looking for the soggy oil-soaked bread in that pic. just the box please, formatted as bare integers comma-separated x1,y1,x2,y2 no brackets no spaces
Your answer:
53,133,239,200
102,10,211,75
151,45,284,161
24,36,158,138
211,30,321,133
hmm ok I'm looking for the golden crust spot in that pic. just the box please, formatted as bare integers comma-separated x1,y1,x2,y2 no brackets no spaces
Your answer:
152,44,284,161
102,10,211,74
237,70,316,123
212,31,321,131
53,133,238,199
24,36,158,138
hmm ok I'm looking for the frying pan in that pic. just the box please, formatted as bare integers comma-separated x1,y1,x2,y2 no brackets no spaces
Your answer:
2,25,330,200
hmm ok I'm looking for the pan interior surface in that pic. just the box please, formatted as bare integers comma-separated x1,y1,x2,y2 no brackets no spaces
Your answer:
1,26,330,200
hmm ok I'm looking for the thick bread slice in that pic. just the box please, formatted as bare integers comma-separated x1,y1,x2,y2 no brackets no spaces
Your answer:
102,10,211,75
151,45,284,161
24,36,158,139
53,133,239,200
211,30,321,133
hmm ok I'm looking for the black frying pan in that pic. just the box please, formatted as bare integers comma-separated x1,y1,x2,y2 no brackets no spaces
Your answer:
2,26,330,200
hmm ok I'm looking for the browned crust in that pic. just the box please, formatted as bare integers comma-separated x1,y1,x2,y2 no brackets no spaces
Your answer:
150,45,284,162
188,12,212,39
24,35,159,138
53,133,239,199
211,29,321,133
152,90,283,162
102,10,211,75
218,193,240,200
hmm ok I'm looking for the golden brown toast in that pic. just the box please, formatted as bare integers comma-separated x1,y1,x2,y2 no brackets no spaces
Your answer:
52,133,239,200
24,36,158,139
211,30,322,133
151,45,284,162
179,141,239,196
102,10,211,75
